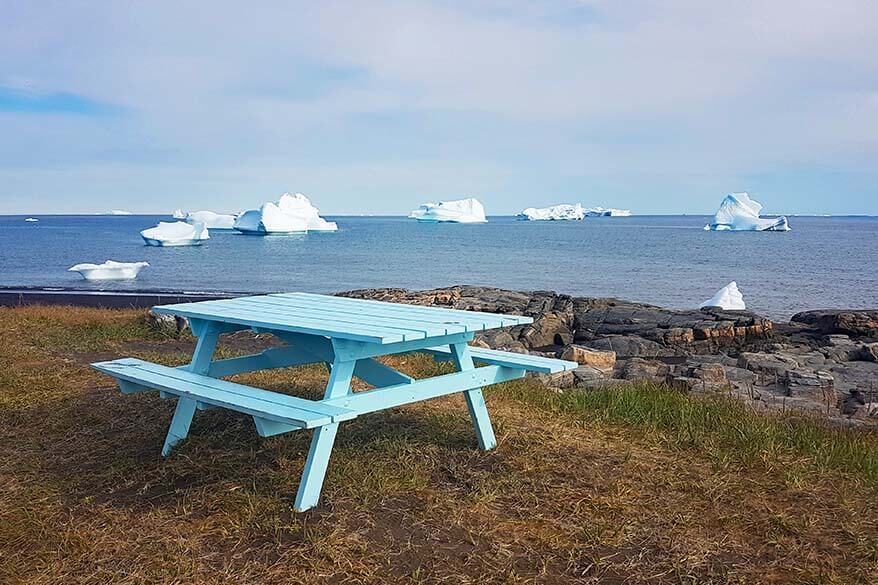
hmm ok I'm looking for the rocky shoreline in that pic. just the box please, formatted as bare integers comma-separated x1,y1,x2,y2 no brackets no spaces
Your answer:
338,286,878,424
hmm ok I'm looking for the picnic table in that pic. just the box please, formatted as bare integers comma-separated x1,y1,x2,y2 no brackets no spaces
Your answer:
93,293,577,511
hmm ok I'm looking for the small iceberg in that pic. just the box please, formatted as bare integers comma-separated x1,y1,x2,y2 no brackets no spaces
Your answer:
410,198,487,223
584,207,631,217
700,282,746,310
24,217,39,222
233,193,338,235
109,209,133,216
704,193,790,231
140,221,209,246
175,209,238,230
517,204,585,221
69,260,149,280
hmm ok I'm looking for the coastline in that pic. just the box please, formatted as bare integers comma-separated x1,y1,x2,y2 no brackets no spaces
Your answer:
4,284,876,423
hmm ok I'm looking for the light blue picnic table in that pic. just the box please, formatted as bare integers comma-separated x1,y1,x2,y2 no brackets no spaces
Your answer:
93,292,576,511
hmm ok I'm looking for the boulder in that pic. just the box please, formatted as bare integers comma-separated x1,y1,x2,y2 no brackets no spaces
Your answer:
145,310,188,335
791,310,878,338
572,366,607,386
738,352,799,378
694,363,728,385
520,311,573,348
785,369,835,400
530,370,575,389
620,358,670,383
861,343,878,363
560,345,616,371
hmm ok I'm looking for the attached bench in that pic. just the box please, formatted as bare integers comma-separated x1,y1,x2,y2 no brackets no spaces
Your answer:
92,358,357,455
423,346,578,374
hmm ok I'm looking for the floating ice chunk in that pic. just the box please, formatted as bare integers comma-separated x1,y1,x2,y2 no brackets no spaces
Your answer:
517,204,585,221
109,209,133,215
704,193,790,231
234,193,338,234
24,217,39,222
68,260,149,280
140,221,209,246
409,198,487,223
583,207,631,217
184,210,238,230
172,208,187,219
700,282,746,310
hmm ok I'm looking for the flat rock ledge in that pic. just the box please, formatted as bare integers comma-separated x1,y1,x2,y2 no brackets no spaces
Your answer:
341,286,878,424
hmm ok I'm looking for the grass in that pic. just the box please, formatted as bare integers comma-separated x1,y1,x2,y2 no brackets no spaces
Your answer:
1,305,878,584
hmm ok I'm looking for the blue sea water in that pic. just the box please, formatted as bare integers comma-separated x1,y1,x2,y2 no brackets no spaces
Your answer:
0,214,875,320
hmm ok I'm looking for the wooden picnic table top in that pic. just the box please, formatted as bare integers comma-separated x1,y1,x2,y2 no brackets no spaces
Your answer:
153,292,533,345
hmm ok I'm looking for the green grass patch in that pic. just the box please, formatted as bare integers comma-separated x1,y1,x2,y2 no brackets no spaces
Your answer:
493,378,878,485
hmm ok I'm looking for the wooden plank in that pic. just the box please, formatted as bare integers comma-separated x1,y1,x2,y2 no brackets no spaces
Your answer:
227,295,473,336
153,303,410,344
323,364,524,415
283,292,533,328
249,293,511,331
183,299,426,340
93,359,356,425
425,346,578,374
218,296,462,338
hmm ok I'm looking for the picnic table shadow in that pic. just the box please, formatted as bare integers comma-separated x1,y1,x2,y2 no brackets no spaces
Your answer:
27,382,491,513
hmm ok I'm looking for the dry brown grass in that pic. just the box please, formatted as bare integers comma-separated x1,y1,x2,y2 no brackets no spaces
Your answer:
1,305,877,584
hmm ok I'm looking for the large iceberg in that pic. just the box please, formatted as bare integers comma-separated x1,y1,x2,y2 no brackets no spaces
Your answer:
140,221,209,246
233,193,338,235
699,282,746,310
69,260,149,280
175,209,238,230
409,198,487,223
583,207,631,217
704,193,790,231
517,203,585,221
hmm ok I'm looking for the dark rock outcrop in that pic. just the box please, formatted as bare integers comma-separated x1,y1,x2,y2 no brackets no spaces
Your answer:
339,286,877,423
790,310,878,338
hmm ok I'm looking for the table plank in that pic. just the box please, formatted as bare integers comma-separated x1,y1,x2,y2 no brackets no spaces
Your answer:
224,296,470,337
155,303,410,343
279,293,532,328
155,292,533,344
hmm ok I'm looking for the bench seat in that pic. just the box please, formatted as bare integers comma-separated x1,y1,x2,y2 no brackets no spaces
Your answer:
424,346,578,374
92,358,357,433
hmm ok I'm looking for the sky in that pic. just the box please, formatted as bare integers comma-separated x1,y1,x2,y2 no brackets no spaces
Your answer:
0,0,876,215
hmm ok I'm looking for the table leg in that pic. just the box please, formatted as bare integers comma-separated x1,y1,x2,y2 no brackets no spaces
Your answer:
161,320,221,457
450,342,498,451
294,359,356,511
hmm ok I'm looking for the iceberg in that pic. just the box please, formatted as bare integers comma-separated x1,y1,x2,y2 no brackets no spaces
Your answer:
24,217,39,222
140,221,209,246
109,209,133,215
517,203,585,221
409,198,487,223
583,207,631,217
233,193,338,235
699,282,746,310
68,260,149,280
172,208,187,219
704,193,790,231
179,209,238,230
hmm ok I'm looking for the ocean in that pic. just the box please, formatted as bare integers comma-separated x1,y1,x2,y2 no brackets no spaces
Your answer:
1,214,875,320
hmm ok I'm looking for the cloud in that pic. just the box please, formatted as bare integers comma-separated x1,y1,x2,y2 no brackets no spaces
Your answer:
0,0,876,214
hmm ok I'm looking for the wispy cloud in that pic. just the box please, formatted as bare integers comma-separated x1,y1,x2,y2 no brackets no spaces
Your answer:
0,86,120,115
